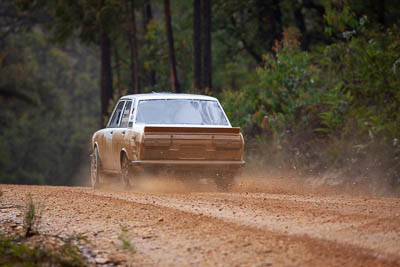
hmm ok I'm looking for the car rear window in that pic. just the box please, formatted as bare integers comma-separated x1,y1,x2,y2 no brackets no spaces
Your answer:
135,99,229,126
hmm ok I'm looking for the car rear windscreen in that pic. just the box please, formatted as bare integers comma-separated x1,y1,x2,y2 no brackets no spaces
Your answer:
135,99,229,125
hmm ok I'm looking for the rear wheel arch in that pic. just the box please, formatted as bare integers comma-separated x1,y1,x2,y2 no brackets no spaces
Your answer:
120,150,131,189
120,149,128,170
93,142,99,155
93,145,101,167
93,143,101,162
91,145,102,188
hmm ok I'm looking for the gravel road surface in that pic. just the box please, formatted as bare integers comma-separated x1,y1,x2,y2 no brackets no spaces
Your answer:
1,177,399,266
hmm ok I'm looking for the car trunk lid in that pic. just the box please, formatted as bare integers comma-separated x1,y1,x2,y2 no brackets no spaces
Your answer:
141,126,243,161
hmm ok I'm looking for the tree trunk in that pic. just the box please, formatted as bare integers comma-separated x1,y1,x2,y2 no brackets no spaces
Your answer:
265,0,282,48
164,0,180,93
142,0,156,87
100,29,113,128
129,0,140,94
142,0,152,32
201,0,212,92
229,15,263,65
114,46,121,96
377,0,386,26
294,5,307,49
193,0,202,91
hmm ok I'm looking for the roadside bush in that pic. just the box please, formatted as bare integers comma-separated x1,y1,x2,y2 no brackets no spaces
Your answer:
320,7,400,190
221,17,400,193
222,27,324,170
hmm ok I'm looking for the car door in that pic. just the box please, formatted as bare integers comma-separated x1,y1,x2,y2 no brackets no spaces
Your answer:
102,100,125,170
112,100,133,170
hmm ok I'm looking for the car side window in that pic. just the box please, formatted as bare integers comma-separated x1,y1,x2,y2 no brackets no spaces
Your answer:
120,101,132,128
108,101,125,128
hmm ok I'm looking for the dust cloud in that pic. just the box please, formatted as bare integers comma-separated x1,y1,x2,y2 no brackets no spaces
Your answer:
85,171,326,196
76,164,399,198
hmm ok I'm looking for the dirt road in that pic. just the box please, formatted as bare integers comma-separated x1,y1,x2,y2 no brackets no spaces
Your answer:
1,177,400,266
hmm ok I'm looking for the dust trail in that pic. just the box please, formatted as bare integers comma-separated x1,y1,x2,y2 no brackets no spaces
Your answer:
84,172,339,196
78,166,399,198
96,173,219,193
134,175,217,193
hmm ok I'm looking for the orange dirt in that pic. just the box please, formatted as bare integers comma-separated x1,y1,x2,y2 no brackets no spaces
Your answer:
1,176,399,266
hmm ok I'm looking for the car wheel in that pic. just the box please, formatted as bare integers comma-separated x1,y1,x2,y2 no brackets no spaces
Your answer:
121,154,132,189
215,173,234,191
91,147,102,189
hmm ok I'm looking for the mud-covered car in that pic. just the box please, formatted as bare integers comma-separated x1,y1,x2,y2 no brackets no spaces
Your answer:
90,93,245,189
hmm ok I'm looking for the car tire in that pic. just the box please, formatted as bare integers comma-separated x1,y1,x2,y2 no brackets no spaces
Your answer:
121,154,132,189
91,147,102,189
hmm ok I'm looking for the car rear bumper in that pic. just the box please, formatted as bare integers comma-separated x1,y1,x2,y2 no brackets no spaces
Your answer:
130,160,245,170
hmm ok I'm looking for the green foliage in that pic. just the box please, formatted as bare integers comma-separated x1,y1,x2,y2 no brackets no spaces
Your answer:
140,18,170,93
0,29,99,185
213,0,283,64
15,0,124,43
323,22,400,183
223,27,320,134
57,240,86,266
118,225,135,253
258,27,320,133
221,17,400,188
316,82,351,134
324,25,400,140
0,234,85,266
221,86,260,130
324,0,362,38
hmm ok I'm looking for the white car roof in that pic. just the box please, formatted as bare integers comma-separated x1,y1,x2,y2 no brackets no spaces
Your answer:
120,93,218,101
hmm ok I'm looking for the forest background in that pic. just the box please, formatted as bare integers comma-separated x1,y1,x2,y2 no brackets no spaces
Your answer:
0,0,399,195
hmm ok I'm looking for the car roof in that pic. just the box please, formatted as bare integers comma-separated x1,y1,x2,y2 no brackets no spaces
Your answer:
120,92,218,101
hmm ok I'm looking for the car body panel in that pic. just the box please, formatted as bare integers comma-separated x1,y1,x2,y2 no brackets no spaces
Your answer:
102,129,114,170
